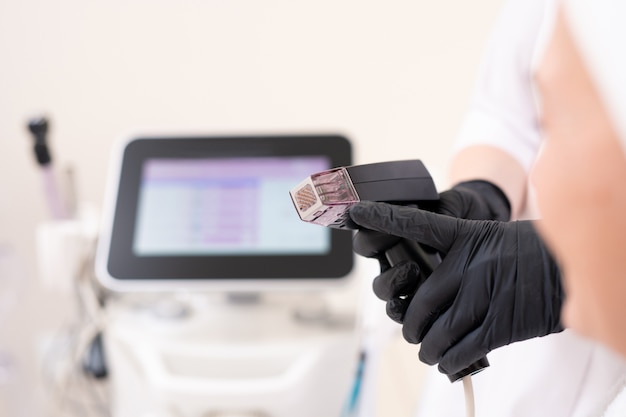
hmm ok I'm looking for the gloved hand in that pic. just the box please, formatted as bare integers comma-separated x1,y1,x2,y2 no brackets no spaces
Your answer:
352,180,511,326
350,201,564,375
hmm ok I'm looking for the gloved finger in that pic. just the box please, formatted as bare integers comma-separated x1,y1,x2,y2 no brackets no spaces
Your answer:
417,296,488,366
386,297,412,323
372,261,421,301
400,260,462,344
349,201,459,253
435,327,494,376
353,229,402,258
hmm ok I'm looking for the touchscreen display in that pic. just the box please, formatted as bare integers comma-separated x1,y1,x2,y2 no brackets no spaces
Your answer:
99,135,353,285
133,156,330,256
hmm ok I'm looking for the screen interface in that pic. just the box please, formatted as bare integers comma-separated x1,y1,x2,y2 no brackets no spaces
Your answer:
133,156,330,256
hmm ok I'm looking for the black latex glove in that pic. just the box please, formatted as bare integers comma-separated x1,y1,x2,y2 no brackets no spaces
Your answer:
424,179,511,221
350,201,564,375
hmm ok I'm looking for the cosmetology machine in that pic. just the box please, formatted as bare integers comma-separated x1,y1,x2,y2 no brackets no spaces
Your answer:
94,135,366,417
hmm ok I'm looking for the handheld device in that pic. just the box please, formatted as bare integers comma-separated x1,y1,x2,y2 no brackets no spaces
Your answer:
289,160,489,382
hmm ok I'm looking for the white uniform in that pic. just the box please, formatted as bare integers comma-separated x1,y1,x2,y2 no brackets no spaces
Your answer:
414,0,626,416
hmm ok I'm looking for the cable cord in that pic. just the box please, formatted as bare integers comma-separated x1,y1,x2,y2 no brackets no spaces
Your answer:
40,237,111,417
463,375,476,417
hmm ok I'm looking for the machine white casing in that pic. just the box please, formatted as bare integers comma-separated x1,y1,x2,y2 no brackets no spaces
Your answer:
103,293,363,417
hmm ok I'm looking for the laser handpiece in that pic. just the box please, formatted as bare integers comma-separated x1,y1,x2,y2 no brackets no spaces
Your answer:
289,159,489,382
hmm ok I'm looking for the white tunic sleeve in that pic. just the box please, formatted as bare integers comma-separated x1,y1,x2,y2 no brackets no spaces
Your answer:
452,0,551,173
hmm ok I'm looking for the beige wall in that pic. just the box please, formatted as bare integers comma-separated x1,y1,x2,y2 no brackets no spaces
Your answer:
0,0,503,415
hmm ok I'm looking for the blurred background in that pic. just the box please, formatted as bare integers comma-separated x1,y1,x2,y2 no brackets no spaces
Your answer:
0,0,503,416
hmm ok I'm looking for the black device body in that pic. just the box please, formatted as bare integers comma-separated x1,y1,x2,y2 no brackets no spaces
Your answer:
346,160,440,203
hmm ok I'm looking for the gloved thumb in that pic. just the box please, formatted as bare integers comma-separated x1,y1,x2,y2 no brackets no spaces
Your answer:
348,201,459,253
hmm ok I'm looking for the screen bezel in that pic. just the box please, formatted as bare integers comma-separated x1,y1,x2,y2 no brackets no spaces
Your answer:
96,135,353,292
